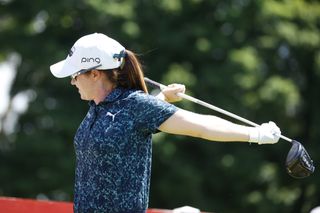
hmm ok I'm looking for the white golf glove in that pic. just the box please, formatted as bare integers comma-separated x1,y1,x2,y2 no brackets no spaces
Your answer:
248,121,281,145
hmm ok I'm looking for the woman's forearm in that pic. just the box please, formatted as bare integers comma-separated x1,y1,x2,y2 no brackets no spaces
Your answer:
159,109,280,144
159,109,251,142
192,114,251,142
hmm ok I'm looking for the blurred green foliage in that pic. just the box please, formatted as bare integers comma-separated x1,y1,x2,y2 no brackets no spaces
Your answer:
0,0,319,212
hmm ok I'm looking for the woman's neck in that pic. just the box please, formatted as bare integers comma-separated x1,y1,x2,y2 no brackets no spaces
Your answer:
93,82,116,105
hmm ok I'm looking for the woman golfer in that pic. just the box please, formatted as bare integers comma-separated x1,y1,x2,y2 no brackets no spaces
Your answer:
50,33,281,213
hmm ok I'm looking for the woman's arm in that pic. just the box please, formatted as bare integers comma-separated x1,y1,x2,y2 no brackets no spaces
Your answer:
158,109,281,144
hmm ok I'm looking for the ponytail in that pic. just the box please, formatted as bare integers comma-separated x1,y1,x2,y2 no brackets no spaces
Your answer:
105,50,148,93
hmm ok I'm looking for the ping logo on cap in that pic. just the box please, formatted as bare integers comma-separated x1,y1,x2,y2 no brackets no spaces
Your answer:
81,57,101,64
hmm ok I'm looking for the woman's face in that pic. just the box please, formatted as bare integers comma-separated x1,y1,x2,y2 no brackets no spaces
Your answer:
70,72,96,101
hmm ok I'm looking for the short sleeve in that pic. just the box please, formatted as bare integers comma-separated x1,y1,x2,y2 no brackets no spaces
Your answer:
130,91,178,134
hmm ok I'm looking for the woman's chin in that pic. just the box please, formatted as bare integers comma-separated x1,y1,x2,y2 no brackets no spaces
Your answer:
79,94,89,101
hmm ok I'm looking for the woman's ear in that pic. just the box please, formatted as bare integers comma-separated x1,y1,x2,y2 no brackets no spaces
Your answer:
91,70,101,80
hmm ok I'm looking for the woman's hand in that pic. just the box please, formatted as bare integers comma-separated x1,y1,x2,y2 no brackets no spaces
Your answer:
156,83,186,103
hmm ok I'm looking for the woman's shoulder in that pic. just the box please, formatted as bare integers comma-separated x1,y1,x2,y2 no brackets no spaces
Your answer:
125,89,154,101
122,89,173,110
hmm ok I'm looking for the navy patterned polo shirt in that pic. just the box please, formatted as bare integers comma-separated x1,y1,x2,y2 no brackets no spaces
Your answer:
73,87,178,213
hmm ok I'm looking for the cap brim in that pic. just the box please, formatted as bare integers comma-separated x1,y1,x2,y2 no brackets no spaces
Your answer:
50,60,78,78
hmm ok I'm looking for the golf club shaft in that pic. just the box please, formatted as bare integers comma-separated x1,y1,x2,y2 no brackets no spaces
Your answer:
144,77,292,143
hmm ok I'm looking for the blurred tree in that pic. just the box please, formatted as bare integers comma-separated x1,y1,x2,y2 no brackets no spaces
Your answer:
0,0,319,212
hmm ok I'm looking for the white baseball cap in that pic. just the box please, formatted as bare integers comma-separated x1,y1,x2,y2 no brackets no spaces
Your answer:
50,33,126,78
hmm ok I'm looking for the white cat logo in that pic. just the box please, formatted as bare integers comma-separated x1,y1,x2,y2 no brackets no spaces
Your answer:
106,110,122,121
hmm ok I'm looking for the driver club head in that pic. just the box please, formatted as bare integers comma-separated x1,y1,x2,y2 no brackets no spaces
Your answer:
285,140,315,178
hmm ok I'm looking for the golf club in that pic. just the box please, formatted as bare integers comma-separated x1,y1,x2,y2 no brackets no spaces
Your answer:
144,77,315,178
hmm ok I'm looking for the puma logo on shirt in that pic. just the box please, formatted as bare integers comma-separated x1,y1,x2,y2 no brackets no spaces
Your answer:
106,110,122,121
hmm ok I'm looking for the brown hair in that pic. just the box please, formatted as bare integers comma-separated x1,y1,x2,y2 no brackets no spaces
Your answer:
104,50,148,93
